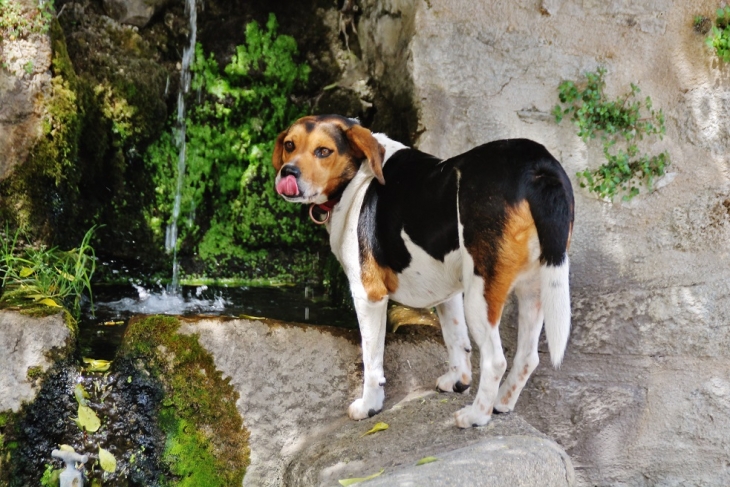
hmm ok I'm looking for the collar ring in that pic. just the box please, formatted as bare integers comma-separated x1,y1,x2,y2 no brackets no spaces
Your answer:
309,204,331,225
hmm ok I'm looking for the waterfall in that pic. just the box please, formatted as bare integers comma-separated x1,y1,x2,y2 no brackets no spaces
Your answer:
165,0,197,293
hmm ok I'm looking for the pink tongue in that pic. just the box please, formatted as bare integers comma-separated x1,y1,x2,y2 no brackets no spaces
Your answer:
276,175,299,196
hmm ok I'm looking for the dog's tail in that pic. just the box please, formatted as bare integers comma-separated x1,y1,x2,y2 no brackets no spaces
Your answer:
525,157,574,367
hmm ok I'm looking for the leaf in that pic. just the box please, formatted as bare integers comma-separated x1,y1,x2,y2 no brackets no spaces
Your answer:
240,314,265,320
19,267,34,277
76,404,101,432
98,446,117,473
74,384,89,405
59,444,76,452
56,268,75,281
361,422,389,437
39,298,61,308
416,456,439,465
338,469,385,486
83,358,112,372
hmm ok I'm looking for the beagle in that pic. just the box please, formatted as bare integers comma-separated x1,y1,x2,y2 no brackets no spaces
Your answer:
272,115,574,428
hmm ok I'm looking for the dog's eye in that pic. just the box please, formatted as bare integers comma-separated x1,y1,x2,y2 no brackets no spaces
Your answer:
314,147,333,158
284,141,295,152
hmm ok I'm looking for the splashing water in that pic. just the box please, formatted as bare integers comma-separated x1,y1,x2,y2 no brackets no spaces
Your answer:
165,0,197,293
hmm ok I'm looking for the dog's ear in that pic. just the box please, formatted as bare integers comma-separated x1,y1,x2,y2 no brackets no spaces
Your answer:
345,125,385,185
272,129,288,171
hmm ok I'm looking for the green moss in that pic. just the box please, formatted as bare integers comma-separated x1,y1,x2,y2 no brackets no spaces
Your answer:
0,409,20,481
121,316,249,485
25,366,43,381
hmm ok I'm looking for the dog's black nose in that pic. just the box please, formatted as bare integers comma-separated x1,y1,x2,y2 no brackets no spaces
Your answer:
280,164,300,178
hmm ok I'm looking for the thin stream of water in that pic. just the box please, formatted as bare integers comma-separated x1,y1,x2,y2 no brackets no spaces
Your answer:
165,0,197,293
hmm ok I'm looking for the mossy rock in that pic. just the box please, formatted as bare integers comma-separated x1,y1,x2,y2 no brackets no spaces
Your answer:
120,315,250,486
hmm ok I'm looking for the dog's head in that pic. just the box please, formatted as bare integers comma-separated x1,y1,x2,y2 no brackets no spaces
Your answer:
272,115,385,204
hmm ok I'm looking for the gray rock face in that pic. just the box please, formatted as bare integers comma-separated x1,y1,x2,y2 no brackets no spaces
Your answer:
181,318,574,487
0,311,71,412
285,392,575,487
382,0,730,485
101,0,171,28
0,32,52,181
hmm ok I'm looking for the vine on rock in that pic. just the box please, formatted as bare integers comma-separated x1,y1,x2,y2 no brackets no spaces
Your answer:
553,67,669,201
705,7,730,62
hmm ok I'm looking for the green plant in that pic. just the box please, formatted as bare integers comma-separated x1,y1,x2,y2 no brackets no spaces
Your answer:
553,67,669,201
0,226,96,319
144,13,319,275
23,59,33,74
0,0,54,42
706,7,730,61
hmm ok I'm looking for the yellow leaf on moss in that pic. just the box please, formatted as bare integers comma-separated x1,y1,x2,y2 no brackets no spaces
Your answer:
83,358,112,372
361,422,389,437
39,298,61,308
338,469,384,486
76,404,100,432
99,446,117,472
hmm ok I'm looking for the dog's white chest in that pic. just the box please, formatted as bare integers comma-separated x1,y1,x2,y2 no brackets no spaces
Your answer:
390,231,463,309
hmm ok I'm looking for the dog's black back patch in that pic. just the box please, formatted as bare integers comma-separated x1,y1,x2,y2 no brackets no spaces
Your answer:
358,149,460,273
357,139,574,278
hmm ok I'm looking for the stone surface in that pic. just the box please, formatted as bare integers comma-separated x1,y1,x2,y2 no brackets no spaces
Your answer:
398,0,730,485
102,0,171,28
180,318,574,487
0,310,71,412
0,30,52,181
285,392,574,487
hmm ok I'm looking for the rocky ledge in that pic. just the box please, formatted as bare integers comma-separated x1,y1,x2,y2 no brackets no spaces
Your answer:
181,317,575,487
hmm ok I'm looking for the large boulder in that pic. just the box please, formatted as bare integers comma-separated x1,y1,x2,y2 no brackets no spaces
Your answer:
0,10,52,181
0,310,72,412
101,0,172,28
180,318,575,487
393,0,730,485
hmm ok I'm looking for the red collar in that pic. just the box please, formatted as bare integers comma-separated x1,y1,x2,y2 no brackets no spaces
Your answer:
316,198,339,212
309,198,340,225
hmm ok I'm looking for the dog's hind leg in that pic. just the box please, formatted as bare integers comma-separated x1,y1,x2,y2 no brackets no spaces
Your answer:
494,269,543,413
435,293,472,393
348,295,389,420
454,274,508,428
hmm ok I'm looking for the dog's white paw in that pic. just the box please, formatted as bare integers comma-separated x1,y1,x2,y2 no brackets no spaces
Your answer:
436,369,471,394
454,404,491,428
492,402,512,414
348,390,384,420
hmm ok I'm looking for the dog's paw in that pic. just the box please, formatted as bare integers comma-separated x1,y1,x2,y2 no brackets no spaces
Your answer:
348,394,384,421
436,370,471,394
492,404,511,414
454,404,491,428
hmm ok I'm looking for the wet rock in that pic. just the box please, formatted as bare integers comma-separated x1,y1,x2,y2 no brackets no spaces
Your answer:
181,317,574,487
0,310,71,412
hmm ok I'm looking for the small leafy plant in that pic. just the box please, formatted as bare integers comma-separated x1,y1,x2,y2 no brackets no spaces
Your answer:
0,0,54,42
553,67,669,201
0,226,96,319
706,7,730,61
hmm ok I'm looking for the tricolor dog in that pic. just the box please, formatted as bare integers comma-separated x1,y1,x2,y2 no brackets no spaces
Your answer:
272,115,573,428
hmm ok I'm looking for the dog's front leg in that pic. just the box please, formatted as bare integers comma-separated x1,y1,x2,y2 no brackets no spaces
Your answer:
348,295,388,420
